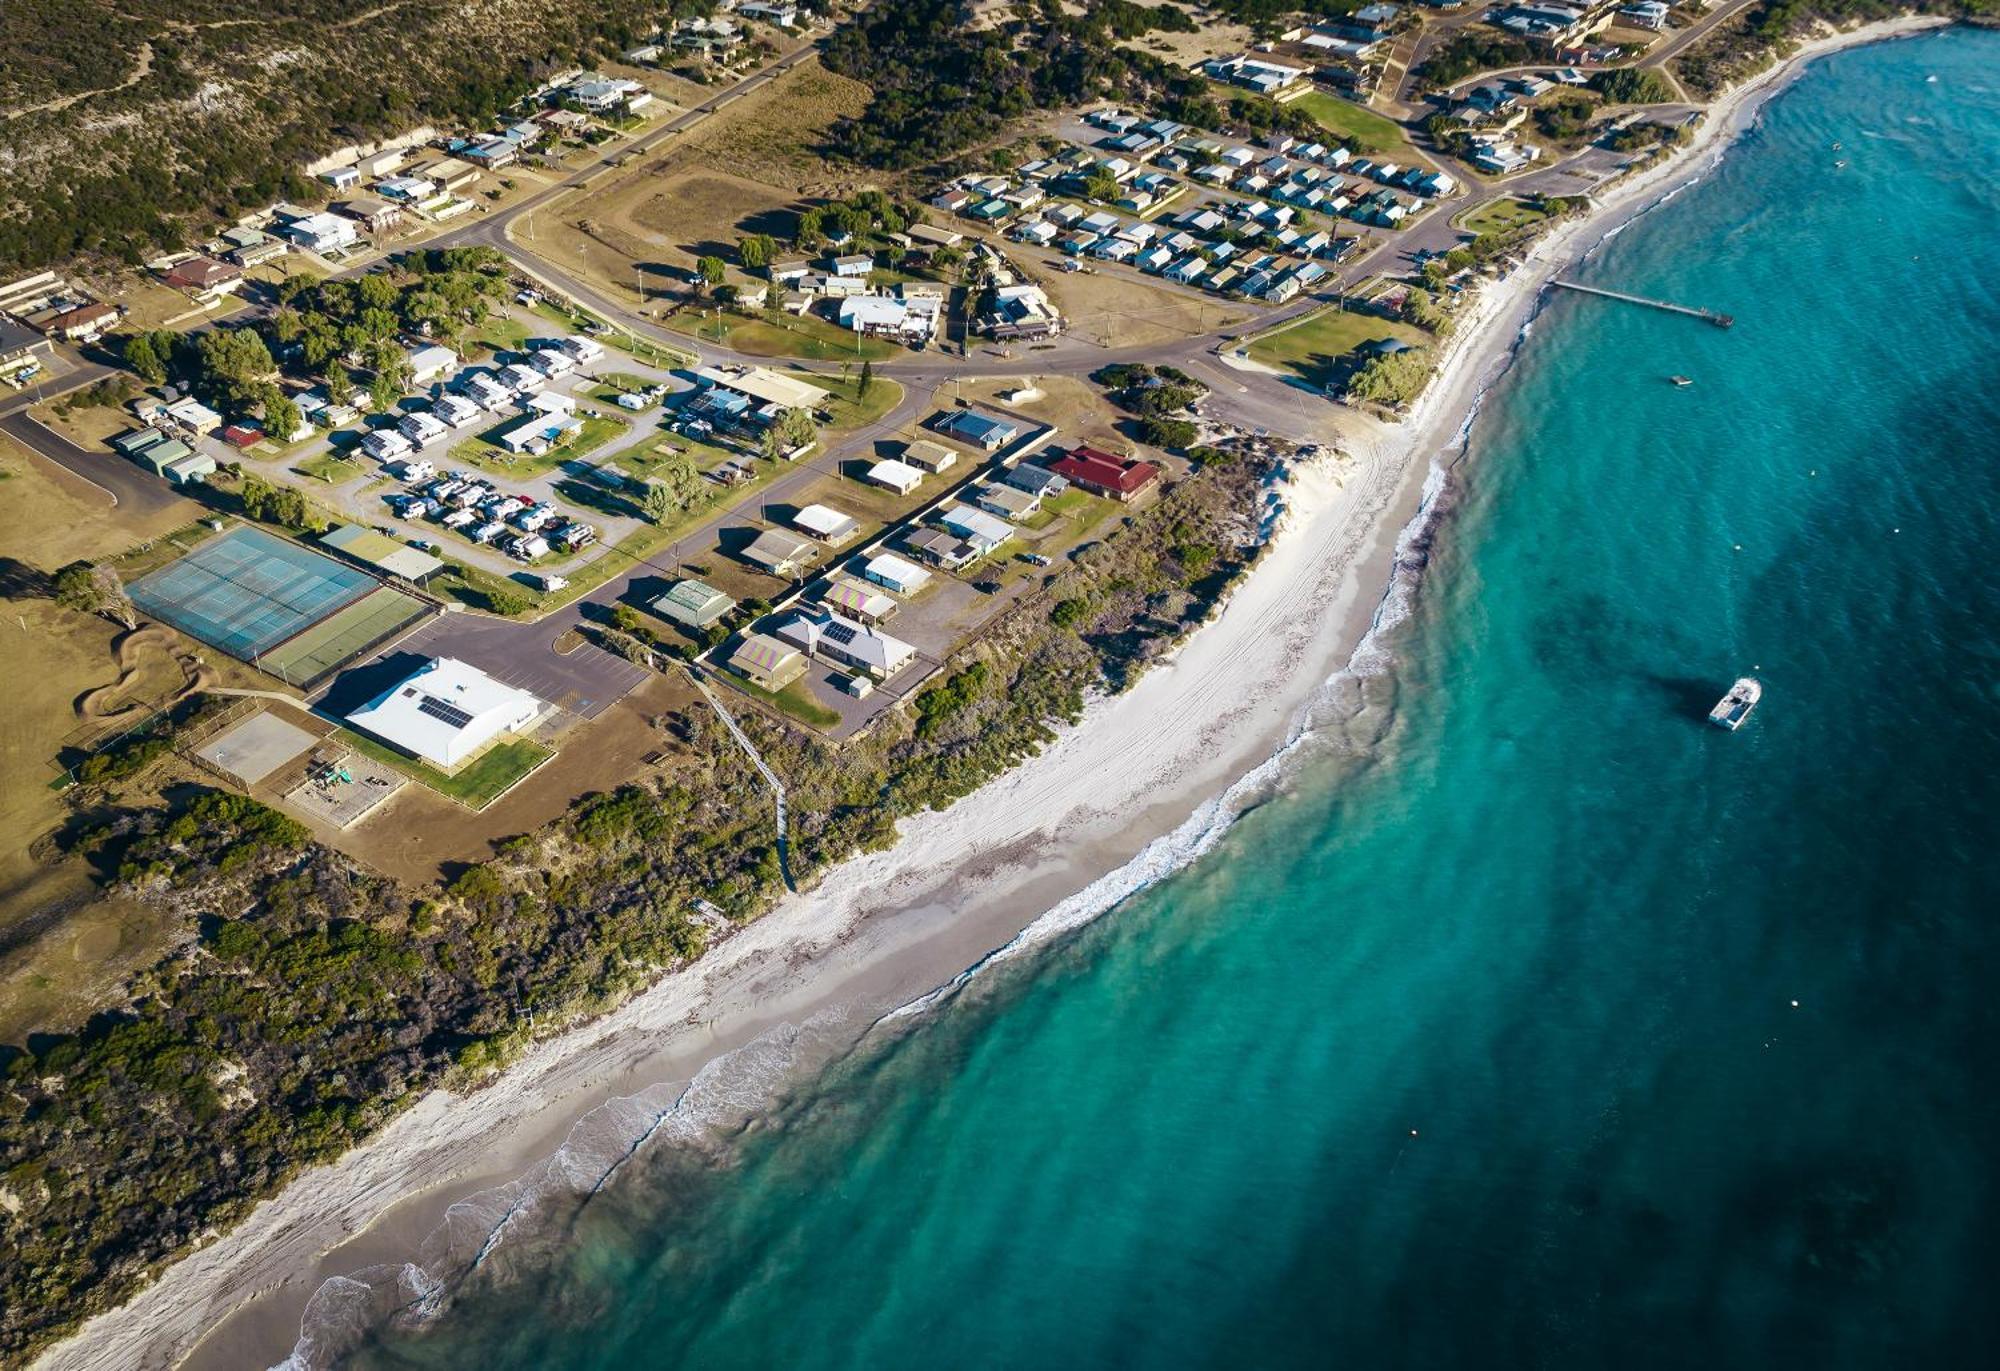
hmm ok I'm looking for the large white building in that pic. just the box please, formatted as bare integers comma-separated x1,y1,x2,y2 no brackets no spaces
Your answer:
345,656,544,770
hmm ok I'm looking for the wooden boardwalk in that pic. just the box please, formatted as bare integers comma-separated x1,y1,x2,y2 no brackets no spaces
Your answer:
1552,279,1734,328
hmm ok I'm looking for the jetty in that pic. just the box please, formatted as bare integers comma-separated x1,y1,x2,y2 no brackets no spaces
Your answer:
1551,279,1734,328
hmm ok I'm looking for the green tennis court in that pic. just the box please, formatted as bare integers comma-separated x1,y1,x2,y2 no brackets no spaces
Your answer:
257,587,432,688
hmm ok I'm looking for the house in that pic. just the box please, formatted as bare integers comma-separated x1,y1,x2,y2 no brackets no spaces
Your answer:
727,633,808,691
281,213,360,253
161,257,243,300
907,223,964,251
793,504,860,545
567,77,646,112
740,528,819,577
1137,244,1176,274
865,459,925,496
335,196,404,234
692,365,828,417
495,362,546,392
163,396,221,435
346,656,544,771
838,293,942,345
818,577,899,625
530,347,577,377
982,282,1064,341
652,578,737,629
432,394,484,428
904,527,979,570
937,504,1014,554
373,175,438,203
1050,445,1163,502
1165,256,1208,285
554,335,605,365
407,344,459,385
495,411,582,454
1205,54,1309,95
934,409,1021,451
862,552,932,596
362,428,414,462
461,138,519,169
999,463,1069,498
224,232,289,269
974,483,1041,522
830,253,874,277
776,611,915,678
119,431,194,476
319,165,361,191
901,439,958,474
738,1,801,24
397,412,449,447
421,156,483,191
1619,0,1670,29
42,302,119,343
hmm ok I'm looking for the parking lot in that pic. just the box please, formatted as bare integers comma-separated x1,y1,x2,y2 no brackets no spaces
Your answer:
370,610,651,719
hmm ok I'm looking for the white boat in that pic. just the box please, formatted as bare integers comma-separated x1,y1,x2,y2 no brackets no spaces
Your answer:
1708,677,1762,731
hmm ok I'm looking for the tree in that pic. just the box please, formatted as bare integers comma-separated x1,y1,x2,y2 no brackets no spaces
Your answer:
54,562,137,630
1346,348,1433,407
794,207,826,250
1141,416,1197,450
775,406,817,451
641,482,676,523
737,233,777,271
124,332,168,384
262,388,303,444
192,328,274,409
696,255,727,291
355,272,400,312
857,359,874,401
370,369,402,415
325,366,356,406
486,588,533,616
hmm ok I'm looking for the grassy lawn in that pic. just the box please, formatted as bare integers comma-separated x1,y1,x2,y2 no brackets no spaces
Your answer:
683,312,899,364
1459,196,1553,237
796,372,905,432
1290,91,1414,157
719,670,842,731
1246,306,1430,389
291,452,369,485
330,729,553,809
614,432,747,480
592,375,660,411
446,412,627,477
472,316,533,356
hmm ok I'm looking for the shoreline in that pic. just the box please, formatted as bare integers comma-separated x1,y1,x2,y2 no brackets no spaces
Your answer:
30,17,1951,1371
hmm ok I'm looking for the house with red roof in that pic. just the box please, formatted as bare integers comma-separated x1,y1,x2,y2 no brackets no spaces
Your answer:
160,256,244,301
1048,445,1163,503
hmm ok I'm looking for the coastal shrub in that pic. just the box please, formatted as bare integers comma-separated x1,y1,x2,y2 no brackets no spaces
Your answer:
1142,416,1199,450
1593,68,1676,105
1347,348,1435,408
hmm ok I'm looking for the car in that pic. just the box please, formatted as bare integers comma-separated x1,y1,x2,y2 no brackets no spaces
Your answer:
1021,552,1052,567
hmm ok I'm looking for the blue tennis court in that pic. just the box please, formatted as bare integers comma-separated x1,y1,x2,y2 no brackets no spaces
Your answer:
130,526,376,661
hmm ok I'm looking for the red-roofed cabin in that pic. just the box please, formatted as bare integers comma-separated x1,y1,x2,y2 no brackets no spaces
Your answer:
1049,445,1162,503
161,256,244,297
219,423,264,449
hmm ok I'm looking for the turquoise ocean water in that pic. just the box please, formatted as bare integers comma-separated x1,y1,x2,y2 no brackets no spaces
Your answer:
350,29,2000,1369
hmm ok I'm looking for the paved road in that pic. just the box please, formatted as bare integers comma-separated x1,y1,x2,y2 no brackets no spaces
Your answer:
0,407,194,518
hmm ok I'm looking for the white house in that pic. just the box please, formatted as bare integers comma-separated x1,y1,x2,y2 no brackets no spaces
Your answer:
361,428,413,461
396,412,449,446
793,503,861,545
864,458,925,495
555,335,605,364
861,552,932,596
345,656,544,770
776,611,916,678
281,213,359,253
408,344,459,385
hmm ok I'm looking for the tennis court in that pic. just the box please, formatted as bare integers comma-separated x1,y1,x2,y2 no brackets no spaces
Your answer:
130,527,375,661
258,586,432,688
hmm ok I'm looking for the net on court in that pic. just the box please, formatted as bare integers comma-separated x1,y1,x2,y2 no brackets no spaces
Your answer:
257,586,431,688
130,526,375,662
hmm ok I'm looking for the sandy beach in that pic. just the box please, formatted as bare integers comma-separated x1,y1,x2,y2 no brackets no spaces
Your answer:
29,17,1951,1371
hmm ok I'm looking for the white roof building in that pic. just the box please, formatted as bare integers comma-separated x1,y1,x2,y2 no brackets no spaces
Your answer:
345,656,544,771
281,213,359,252
793,503,861,544
408,345,459,384
864,458,925,495
861,552,932,596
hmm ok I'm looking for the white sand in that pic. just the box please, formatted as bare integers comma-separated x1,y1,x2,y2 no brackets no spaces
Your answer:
32,16,1951,1371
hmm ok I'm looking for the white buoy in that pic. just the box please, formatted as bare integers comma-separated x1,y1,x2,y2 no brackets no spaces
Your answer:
1790,1000,1800,1008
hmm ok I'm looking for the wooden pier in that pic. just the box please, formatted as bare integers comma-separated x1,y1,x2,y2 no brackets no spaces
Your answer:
1551,279,1734,328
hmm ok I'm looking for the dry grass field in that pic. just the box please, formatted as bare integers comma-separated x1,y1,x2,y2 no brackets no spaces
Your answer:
1041,267,1249,349
516,58,875,310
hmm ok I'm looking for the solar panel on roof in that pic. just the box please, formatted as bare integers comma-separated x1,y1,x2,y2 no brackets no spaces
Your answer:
823,621,858,647
416,695,475,730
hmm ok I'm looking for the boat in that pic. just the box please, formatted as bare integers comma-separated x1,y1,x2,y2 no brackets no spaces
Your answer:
1669,375,1693,387
1708,677,1762,731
